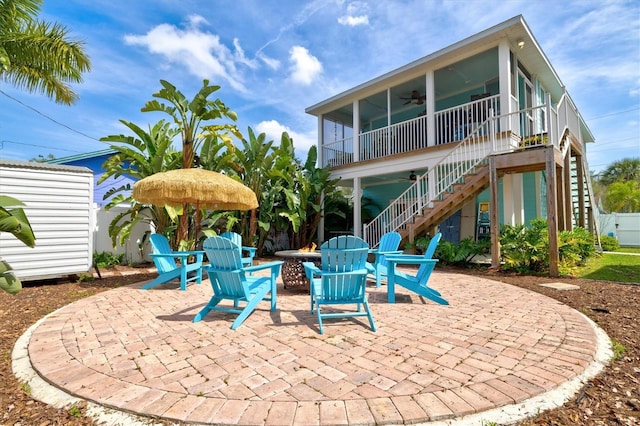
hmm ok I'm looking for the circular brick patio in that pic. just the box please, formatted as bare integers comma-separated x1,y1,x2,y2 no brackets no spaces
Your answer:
25,270,606,425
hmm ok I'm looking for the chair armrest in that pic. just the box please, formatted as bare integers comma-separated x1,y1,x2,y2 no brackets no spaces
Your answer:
378,250,404,255
243,260,283,274
152,250,203,261
385,255,439,265
242,246,257,257
302,262,321,279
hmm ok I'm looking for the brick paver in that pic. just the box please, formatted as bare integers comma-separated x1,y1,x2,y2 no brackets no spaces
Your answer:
26,269,603,425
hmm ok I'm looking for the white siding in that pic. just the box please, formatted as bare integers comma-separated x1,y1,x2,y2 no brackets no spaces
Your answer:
0,161,94,280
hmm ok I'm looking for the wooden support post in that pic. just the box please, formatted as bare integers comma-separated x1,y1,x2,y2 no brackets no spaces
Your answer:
489,157,500,270
546,148,560,277
576,153,586,228
563,150,573,231
556,164,565,231
408,225,416,254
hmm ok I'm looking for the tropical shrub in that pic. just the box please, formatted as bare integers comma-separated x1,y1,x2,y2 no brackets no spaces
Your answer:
558,227,596,275
599,234,620,252
93,251,125,268
499,219,549,273
500,219,599,275
428,237,489,266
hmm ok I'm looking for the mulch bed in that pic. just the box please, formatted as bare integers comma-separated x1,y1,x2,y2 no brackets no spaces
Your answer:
0,265,638,425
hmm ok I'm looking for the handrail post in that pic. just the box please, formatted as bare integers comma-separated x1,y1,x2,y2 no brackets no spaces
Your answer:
546,92,555,147
489,108,495,154
416,175,423,213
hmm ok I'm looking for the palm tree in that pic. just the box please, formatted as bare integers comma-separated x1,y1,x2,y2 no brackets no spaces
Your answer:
0,0,91,105
598,158,640,187
142,79,241,244
603,181,640,213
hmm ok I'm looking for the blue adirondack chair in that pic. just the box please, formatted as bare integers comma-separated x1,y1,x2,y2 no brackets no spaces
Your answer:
304,236,376,334
143,233,204,291
385,233,448,305
220,231,256,266
193,236,283,329
366,231,403,288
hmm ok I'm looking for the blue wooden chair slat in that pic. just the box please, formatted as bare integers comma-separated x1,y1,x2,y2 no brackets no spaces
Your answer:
143,233,204,291
220,231,256,266
385,233,448,305
194,236,283,329
303,236,376,334
366,231,402,288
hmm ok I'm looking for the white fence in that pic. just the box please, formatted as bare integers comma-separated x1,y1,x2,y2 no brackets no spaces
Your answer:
599,213,640,247
93,204,152,264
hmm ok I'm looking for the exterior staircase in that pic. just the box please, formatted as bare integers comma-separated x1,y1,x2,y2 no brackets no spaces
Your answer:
570,150,601,243
362,98,600,249
404,164,489,242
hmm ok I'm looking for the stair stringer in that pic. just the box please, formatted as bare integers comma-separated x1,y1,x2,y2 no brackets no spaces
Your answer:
401,165,490,242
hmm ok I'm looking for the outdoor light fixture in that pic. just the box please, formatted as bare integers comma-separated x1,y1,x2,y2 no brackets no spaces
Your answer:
409,171,417,181
517,39,525,49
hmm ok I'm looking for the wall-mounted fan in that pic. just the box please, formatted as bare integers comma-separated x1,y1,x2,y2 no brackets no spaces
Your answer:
400,90,426,105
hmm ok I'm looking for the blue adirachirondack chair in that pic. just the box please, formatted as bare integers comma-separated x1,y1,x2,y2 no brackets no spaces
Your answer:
366,231,403,288
385,233,447,304
193,236,283,329
220,231,256,266
143,233,204,291
303,235,376,334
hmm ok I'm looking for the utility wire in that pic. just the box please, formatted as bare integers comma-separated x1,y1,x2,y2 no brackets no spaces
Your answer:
0,89,101,142
0,139,85,154
588,136,640,151
586,106,640,121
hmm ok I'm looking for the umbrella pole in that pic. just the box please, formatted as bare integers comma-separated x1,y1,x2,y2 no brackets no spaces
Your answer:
178,203,189,246
195,206,202,244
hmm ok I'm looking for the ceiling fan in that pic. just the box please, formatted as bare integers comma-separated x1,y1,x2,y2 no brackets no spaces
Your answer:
400,90,426,105
398,171,418,182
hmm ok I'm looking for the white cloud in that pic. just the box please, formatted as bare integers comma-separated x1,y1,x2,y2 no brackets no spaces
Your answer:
258,52,281,70
337,15,369,26
255,120,316,152
123,15,248,92
288,46,322,85
338,1,369,26
233,38,259,69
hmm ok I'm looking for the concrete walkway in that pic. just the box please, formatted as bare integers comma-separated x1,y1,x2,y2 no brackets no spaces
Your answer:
15,269,611,425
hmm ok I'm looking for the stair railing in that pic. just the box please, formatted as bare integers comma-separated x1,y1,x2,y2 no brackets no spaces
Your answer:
363,110,502,247
363,103,562,247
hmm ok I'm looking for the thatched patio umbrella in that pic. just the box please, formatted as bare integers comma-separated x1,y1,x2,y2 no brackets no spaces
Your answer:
133,168,258,244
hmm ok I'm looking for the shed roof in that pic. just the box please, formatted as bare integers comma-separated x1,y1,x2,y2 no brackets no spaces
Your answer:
0,159,92,174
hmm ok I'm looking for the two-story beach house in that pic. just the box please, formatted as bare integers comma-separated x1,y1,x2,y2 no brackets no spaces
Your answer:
306,15,598,276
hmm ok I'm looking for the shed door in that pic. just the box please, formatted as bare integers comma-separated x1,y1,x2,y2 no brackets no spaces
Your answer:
440,210,461,243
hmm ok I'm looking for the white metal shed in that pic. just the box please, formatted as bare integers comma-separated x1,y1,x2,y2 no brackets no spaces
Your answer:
0,159,94,280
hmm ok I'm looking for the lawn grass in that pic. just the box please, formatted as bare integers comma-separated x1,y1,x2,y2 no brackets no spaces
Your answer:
616,246,640,254
578,252,640,284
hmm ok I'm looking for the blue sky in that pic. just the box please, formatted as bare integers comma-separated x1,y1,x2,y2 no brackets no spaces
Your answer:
0,0,638,174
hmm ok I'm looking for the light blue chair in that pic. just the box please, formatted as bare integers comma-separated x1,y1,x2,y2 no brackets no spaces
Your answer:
143,233,203,291
385,233,447,304
194,236,283,329
366,231,403,287
220,231,257,266
304,236,376,334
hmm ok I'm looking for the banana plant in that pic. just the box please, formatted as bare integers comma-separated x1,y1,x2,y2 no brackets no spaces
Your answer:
0,195,36,294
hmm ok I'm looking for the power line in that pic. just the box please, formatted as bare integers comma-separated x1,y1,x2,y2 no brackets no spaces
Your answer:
586,106,640,121
0,139,85,154
0,89,101,142
588,136,640,152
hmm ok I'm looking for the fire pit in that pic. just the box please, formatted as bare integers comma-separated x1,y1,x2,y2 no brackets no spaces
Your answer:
274,248,321,290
